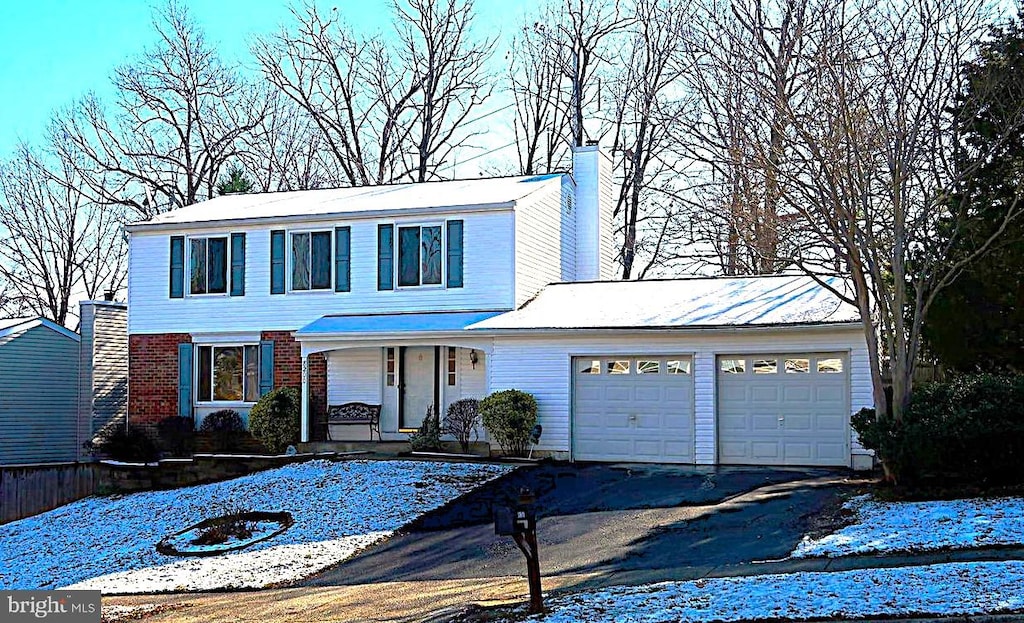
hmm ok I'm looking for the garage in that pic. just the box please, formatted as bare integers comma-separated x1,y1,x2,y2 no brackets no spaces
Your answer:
572,356,695,463
717,353,849,466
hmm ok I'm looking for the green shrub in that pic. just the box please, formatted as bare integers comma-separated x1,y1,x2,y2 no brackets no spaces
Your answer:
87,423,160,462
157,416,195,457
852,374,1024,486
248,388,300,454
480,389,538,457
409,405,442,452
443,398,481,453
199,409,247,452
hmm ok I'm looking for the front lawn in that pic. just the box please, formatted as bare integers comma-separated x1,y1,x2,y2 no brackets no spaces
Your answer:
0,459,512,594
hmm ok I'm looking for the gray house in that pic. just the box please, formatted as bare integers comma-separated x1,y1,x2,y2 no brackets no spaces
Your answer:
0,317,81,465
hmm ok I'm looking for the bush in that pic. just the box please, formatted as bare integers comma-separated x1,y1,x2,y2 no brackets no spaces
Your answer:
852,374,1024,486
248,387,301,454
157,416,195,457
409,405,442,452
443,399,481,453
86,423,160,462
480,389,538,457
199,409,247,452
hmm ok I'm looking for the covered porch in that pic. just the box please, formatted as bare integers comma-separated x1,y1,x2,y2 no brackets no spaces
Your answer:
294,311,500,443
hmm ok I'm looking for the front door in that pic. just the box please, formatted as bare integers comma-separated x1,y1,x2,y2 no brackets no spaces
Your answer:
401,346,437,430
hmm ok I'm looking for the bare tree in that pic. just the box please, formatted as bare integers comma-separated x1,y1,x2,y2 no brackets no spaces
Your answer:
53,2,266,218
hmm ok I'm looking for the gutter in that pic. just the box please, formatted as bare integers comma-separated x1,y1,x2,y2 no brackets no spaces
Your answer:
462,321,865,337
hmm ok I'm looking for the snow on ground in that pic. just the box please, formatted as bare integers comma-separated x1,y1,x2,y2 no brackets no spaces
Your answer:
529,561,1024,623
0,459,512,594
792,494,1024,558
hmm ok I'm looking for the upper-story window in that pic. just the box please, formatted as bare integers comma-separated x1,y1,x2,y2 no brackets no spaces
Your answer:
378,220,463,290
170,233,245,299
291,230,332,291
398,225,443,287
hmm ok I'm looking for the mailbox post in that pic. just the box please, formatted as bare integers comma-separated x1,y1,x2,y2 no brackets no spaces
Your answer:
494,488,543,614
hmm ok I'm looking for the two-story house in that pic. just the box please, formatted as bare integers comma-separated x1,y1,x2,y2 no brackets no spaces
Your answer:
126,145,874,469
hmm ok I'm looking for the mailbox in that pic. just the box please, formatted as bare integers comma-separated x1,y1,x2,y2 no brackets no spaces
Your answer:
493,487,544,613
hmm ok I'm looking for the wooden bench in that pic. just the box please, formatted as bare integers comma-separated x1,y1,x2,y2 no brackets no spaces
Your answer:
324,402,382,441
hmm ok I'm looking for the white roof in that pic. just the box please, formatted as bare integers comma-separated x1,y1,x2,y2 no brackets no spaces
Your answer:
129,174,565,230
468,275,860,331
0,317,80,341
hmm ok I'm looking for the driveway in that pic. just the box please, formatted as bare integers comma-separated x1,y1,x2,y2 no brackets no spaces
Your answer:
303,462,852,588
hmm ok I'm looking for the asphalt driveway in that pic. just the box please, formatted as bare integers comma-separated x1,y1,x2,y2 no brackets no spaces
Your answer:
303,462,853,588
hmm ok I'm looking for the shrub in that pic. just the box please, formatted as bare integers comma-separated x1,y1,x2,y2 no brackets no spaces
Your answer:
199,409,247,452
86,423,160,462
480,389,538,457
852,374,1024,486
409,405,442,452
443,398,481,453
248,387,301,454
157,416,195,457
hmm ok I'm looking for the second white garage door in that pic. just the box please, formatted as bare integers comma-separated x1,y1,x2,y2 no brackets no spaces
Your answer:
717,353,850,466
572,356,694,463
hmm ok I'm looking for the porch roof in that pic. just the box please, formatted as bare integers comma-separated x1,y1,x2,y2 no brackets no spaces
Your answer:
295,310,508,339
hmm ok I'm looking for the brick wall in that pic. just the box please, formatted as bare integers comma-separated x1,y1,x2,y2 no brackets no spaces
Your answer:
128,333,192,436
260,331,327,441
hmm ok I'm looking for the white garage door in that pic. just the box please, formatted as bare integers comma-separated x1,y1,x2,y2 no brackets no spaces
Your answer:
573,356,694,463
717,353,849,467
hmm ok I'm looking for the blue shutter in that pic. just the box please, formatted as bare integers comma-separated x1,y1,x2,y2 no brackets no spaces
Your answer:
169,236,185,298
259,340,275,396
230,233,246,296
270,230,285,294
447,220,464,288
177,343,193,418
378,224,394,291
335,226,351,292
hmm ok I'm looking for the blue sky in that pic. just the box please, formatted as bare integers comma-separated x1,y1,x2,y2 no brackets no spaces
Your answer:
0,0,516,156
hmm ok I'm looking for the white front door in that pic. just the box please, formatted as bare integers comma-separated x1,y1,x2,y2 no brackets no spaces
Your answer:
573,356,695,463
716,353,850,466
402,346,436,430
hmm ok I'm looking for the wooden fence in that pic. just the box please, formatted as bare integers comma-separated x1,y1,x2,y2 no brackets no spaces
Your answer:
0,462,98,524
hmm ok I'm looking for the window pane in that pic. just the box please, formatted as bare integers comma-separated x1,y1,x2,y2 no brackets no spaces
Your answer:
753,359,778,374
386,348,395,387
208,237,228,294
190,238,207,294
292,232,310,290
785,358,810,373
398,227,420,286
638,360,660,374
578,359,600,374
198,346,212,402
213,346,244,401
818,358,844,373
667,360,691,374
311,231,332,289
720,358,745,374
421,226,442,285
244,345,260,402
607,360,630,374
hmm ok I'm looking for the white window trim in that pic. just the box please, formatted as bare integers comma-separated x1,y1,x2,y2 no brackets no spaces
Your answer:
185,234,232,297
394,220,448,290
194,342,261,406
287,228,335,293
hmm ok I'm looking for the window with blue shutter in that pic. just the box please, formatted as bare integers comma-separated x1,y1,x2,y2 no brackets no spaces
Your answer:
178,343,193,418
270,230,285,294
259,340,275,396
447,220,463,288
335,226,351,292
378,224,394,290
169,236,185,298
230,233,245,296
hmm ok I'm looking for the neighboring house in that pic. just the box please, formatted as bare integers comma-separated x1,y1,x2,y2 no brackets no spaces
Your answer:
125,145,873,469
0,317,81,465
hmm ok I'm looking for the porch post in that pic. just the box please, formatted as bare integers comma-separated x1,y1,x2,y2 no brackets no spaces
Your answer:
300,355,310,443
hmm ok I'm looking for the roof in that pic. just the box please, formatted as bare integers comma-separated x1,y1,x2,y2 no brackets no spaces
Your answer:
467,275,861,331
128,174,566,231
0,317,80,342
296,310,508,338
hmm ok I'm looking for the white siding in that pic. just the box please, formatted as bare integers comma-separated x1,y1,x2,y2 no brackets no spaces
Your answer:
488,326,872,465
128,210,516,334
571,146,616,281
513,179,576,306
327,349,383,405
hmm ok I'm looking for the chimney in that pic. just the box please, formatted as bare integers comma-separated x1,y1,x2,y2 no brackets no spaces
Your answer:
572,143,613,281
